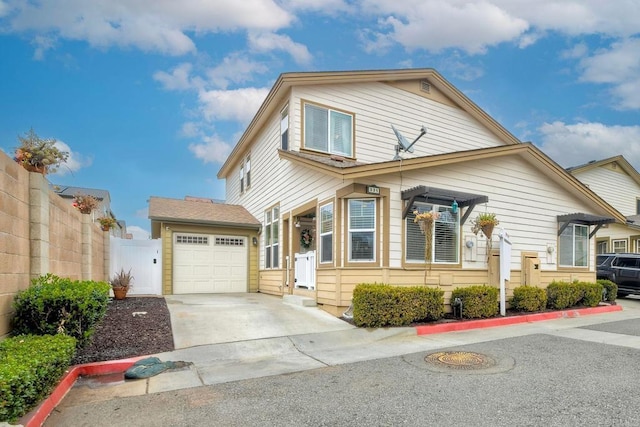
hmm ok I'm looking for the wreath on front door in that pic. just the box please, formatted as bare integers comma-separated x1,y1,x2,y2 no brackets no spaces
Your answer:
300,229,313,249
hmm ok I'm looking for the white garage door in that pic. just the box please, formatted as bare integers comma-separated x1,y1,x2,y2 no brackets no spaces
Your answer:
173,233,248,294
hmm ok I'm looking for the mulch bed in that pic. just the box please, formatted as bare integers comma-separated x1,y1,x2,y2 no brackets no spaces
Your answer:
72,297,175,365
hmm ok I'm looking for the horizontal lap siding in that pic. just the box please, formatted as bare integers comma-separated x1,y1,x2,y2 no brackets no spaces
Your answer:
573,166,638,215
291,82,506,163
258,269,284,295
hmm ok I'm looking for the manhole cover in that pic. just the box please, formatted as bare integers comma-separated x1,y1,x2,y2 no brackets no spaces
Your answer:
425,351,495,370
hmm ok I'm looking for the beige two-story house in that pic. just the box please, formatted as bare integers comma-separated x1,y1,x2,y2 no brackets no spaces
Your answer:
210,68,624,315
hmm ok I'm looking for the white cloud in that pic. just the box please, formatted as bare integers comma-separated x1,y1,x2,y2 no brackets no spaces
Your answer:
126,225,151,240
188,135,233,164
248,32,313,65
52,140,92,176
561,42,589,60
577,38,640,110
360,0,529,55
4,0,293,56
153,63,198,91
537,121,640,170
206,54,269,89
198,87,269,123
280,0,354,15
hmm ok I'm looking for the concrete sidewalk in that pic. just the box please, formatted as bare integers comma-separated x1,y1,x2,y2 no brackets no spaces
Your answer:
39,297,640,426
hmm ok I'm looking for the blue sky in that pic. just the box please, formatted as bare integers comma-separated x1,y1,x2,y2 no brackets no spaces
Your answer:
1,1,639,239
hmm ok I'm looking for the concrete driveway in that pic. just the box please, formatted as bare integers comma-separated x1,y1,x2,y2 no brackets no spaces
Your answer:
165,293,355,349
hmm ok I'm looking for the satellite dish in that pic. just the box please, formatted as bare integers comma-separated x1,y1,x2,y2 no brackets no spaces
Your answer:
390,124,427,159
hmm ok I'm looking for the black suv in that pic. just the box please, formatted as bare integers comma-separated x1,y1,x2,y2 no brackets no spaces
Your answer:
597,253,640,297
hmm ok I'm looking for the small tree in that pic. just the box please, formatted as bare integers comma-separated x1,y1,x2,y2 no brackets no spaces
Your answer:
14,128,68,174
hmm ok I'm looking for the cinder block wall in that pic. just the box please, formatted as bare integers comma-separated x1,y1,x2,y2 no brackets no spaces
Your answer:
0,151,108,337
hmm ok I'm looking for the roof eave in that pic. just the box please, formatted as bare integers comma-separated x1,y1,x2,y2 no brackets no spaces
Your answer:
149,217,260,230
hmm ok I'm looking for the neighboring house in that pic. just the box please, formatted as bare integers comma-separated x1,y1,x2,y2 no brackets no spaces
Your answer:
148,196,260,295
568,155,640,254
52,184,127,238
211,68,625,316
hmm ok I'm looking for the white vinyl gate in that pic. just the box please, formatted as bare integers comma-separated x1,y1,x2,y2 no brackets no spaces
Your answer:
110,237,162,295
294,250,316,289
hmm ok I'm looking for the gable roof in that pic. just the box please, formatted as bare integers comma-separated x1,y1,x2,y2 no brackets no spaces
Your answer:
52,185,111,202
567,155,640,187
279,142,626,224
218,68,521,179
148,196,260,229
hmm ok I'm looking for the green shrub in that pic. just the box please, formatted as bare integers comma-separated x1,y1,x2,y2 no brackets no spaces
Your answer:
579,281,604,307
12,274,111,346
597,279,618,302
450,285,499,319
546,281,582,310
352,283,444,327
511,286,547,312
0,334,76,423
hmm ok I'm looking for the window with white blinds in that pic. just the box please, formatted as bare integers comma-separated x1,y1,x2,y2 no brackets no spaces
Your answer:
406,202,459,263
304,103,353,157
349,199,375,262
320,203,333,263
265,206,279,268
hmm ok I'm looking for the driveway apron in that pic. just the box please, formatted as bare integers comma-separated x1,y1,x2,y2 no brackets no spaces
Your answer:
164,293,355,349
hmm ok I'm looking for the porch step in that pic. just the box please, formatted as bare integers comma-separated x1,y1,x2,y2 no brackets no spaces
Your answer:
283,295,317,307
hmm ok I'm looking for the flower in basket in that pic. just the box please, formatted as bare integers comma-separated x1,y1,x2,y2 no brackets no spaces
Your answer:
413,210,440,233
14,128,69,175
471,212,499,239
300,228,313,248
73,194,99,214
97,216,117,231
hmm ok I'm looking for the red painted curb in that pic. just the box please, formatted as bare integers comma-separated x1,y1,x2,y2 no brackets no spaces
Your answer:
22,356,144,427
415,304,623,336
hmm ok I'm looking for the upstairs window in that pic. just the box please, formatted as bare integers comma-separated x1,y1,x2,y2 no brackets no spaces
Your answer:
239,163,244,193
245,156,251,189
281,106,289,150
304,103,353,157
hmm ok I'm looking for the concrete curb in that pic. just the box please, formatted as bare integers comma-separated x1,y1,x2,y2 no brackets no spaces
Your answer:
21,357,144,427
414,304,623,336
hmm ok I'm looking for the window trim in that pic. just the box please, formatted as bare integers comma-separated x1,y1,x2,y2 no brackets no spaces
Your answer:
405,202,460,265
264,205,280,269
301,100,355,158
612,239,628,253
239,162,244,194
245,156,251,190
558,223,589,268
347,198,376,263
281,105,289,151
319,201,334,264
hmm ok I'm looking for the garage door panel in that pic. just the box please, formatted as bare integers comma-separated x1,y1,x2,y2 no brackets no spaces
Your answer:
173,233,248,294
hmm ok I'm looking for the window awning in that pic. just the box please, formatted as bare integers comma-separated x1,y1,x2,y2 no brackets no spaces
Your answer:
557,213,616,238
401,185,489,225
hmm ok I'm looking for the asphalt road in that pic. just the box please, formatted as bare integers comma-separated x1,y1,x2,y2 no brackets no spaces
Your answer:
45,298,640,427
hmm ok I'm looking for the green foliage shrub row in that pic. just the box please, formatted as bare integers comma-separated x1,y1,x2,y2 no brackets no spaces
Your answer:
545,281,604,309
450,285,499,319
511,286,547,312
352,284,444,327
0,334,76,422
597,279,618,302
12,274,111,346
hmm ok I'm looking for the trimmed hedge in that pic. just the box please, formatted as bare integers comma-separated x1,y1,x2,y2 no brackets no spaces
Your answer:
597,279,618,302
0,334,76,423
511,286,547,312
12,274,111,346
352,284,444,327
450,285,499,319
546,281,604,309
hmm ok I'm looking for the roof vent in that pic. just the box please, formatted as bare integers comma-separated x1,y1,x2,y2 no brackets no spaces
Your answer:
330,155,345,162
420,81,431,93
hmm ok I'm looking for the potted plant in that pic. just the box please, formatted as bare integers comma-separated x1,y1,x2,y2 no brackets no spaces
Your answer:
14,128,69,175
73,194,99,214
97,216,117,231
471,212,500,240
110,268,134,300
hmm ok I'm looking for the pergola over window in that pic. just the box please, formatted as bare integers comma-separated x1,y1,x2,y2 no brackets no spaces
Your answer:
557,213,615,239
401,186,489,225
